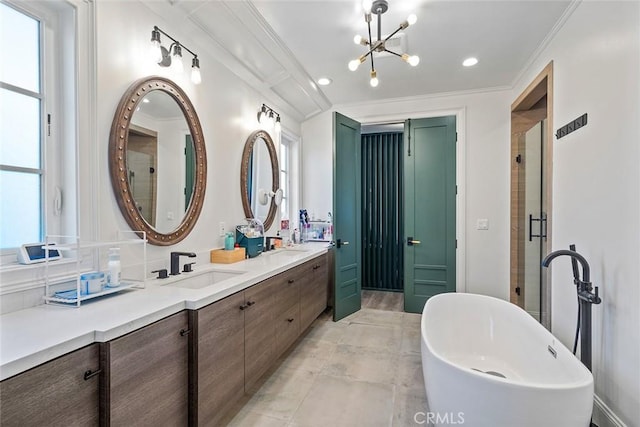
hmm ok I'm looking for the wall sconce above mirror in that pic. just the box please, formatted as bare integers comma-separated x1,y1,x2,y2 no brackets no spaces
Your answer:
240,130,280,231
150,26,201,85
109,76,207,245
257,104,281,133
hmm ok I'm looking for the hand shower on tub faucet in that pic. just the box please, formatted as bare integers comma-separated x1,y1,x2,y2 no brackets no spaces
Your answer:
541,246,601,373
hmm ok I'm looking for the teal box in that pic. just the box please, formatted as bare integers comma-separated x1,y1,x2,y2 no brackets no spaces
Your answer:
235,228,263,258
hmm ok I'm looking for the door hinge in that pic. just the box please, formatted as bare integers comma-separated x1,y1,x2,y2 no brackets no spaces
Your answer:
515,154,522,164
47,114,51,136
455,132,458,142
455,185,458,195
515,286,521,296
455,239,458,249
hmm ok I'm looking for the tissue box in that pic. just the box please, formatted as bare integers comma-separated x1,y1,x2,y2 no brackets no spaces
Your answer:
210,247,245,264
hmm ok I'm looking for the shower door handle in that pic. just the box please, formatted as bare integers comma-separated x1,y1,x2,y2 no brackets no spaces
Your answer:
407,237,421,246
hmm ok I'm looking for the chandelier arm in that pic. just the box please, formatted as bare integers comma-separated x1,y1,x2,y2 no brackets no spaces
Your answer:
383,49,402,58
367,16,374,52
370,51,375,72
377,11,382,41
383,25,404,43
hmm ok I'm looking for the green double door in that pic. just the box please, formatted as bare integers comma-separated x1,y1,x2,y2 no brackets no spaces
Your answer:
333,113,456,319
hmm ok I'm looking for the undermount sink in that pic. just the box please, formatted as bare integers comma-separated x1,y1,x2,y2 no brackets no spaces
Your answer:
267,248,309,257
163,269,246,289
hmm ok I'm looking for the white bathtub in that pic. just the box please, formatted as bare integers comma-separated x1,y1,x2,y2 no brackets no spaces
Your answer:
421,293,593,427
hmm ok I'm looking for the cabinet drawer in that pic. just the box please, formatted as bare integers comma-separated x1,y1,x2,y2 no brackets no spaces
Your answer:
275,304,300,356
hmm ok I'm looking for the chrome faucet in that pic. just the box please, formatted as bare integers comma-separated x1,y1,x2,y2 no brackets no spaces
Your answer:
170,252,196,276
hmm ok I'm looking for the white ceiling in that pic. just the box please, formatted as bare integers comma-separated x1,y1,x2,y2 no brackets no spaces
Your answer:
147,0,573,119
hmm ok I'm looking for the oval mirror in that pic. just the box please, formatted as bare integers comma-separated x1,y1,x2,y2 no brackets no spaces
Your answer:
240,130,279,231
109,76,206,245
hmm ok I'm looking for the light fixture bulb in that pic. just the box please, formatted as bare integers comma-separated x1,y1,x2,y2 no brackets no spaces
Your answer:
268,110,275,126
408,55,420,66
274,116,281,133
353,35,363,45
370,70,378,87
150,28,163,63
258,105,267,125
362,0,372,14
191,57,201,84
172,44,184,73
407,14,417,26
463,57,479,67
348,59,361,71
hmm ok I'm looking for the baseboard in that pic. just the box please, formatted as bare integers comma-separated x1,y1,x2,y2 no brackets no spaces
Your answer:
593,394,627,427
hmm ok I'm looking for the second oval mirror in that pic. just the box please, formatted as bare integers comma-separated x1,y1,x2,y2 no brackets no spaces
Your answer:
240,130,280,231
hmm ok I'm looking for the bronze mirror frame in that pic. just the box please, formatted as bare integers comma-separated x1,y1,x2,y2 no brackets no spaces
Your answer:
109,76,207,246
240,130,279,231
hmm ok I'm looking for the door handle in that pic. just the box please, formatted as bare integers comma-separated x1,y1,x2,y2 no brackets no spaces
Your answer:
336,239,350,249
407,237,421,246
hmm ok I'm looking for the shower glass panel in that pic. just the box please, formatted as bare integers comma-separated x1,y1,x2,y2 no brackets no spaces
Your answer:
523,120,546,321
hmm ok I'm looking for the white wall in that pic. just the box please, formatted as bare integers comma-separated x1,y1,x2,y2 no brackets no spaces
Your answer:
302,89,513,299
512,2,640,424
95,1,299,270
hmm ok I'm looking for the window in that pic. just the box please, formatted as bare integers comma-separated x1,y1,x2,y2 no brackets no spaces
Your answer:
279,136,290,220
0,2,44,248
0,0,80,263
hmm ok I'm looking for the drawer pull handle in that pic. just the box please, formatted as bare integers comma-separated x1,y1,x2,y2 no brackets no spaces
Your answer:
239,304,247,310
288,279,295,284
83,369,102,381
247,300,255,306
313,265,319,270
287,318,294,323
180,328,191,336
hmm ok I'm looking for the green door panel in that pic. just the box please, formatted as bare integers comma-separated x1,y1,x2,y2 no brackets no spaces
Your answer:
333,112,362,321
404,116,456,313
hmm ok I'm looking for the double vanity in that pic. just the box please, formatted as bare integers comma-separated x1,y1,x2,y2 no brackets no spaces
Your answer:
0,243,330,426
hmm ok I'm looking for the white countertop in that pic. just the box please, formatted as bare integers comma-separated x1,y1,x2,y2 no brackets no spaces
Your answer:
0,243,330,381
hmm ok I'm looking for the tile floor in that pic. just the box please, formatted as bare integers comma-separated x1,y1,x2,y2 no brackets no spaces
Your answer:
226,291,427,427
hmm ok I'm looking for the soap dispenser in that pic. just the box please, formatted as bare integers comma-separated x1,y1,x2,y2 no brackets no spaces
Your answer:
224,232,235,250
107,248,121,287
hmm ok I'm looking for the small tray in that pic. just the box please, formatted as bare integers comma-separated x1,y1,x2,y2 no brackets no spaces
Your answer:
210,247,246,264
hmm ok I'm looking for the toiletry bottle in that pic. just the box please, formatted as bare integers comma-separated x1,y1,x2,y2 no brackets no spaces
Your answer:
108,248,121,287
225,232,235,250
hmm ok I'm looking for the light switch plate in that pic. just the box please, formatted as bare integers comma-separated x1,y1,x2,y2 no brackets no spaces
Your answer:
219,222,226,236
477,218,489,230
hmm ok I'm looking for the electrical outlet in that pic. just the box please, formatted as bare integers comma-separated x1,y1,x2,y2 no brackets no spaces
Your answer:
219,222,226,237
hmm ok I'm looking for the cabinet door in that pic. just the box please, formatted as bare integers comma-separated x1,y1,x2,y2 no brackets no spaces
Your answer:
0,344,100,427
300,254,329,331
106,311,189,426
195,292,245,427
274,268,302,356
244,277,278,390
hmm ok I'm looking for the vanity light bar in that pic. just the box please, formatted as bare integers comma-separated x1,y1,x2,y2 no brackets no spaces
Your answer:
150,26,201,85
257,104,281,132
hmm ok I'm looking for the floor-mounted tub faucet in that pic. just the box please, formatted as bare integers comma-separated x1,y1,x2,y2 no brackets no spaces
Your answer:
170,252,196,276
542,248,601,372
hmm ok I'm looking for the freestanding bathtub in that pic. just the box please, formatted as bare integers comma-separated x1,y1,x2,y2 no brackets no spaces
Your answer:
421,293,593,427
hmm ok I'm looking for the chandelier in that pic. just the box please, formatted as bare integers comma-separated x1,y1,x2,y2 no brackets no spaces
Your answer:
348,0,419,87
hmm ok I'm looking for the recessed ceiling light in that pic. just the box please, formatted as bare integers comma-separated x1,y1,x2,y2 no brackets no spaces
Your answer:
463,57,478,67
317,77,332,86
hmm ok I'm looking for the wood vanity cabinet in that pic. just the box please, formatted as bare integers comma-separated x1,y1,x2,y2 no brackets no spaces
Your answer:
300,253,329,331
192,253,329,426
102,311,190,426
192,278,279,426
0,344,100,426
